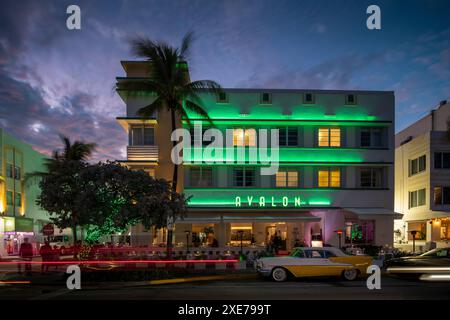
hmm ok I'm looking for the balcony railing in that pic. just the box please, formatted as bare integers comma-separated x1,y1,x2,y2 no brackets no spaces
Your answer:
127,145,158,161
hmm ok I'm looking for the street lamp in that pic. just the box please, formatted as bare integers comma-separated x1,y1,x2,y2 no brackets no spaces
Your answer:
185,230,191,253
410,230,418,254
237,230,244,257
335,229,343,249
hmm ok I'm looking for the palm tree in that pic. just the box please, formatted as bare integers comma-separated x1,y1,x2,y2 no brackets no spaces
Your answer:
27,135,96,247
117,32,222,257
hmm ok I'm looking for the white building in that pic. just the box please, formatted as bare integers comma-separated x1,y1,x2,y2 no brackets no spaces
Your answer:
395,100,450,251
117,60,399,251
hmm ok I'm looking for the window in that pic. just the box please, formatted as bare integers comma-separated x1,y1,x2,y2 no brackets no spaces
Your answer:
304,250,324,258
276,171,298,187
360,128,382,147
318,128,341,147
6,191,13,205
434,152,450,169
303,93,314,104
129,126,154,145
217,92,228,103
345,220,375,244
260,92,272,104
233,168,255,187
360,168,383,188
15,193,21,207
14,166,21,180
409,155,426,176
409,188,426,208
279,127,298,146
189,167,213,187
318,168,341,187
434,186,450,205
345,94,356,105
6,164,13,178
233,128,256,147
408,221,426,240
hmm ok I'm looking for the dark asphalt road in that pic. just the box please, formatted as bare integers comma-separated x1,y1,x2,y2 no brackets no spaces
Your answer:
1,274,450,300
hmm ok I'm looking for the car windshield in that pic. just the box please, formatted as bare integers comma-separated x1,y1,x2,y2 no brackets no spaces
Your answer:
290,249,305,258
421,248,449,257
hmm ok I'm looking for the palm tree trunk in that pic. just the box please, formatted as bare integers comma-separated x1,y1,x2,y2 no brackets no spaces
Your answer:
72,222,78,259
166,108,178,259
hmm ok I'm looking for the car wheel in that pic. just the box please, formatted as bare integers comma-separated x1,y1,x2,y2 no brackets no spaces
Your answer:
271,267,288,282
343,268,358,281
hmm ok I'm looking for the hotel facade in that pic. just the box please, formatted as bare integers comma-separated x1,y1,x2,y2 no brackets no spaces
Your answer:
0,128,54,255
117,61,399,250
394,100,450,251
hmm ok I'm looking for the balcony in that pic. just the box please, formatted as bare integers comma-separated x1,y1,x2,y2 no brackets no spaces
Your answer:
127,145,158,162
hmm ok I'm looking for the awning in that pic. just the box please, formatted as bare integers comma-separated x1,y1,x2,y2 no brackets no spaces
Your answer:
344,208,403,219
222,212,321,223
402,210,449,222
177,211,321,223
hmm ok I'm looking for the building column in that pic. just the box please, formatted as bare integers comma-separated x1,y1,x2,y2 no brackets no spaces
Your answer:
215,222,226,247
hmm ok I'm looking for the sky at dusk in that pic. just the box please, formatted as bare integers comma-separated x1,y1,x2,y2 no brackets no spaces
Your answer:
0,0,449,161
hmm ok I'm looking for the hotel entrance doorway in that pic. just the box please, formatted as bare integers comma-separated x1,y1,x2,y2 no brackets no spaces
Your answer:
266,223,287,251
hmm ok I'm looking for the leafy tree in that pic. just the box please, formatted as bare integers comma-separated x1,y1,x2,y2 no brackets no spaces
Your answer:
30,136,96,245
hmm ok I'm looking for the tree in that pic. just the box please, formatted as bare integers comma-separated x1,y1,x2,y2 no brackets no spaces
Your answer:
30,136,96,246
78,161,188,243
117,32,222,256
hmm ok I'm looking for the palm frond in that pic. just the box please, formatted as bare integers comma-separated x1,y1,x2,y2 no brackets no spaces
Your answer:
137,97,165,118
180,31,194,60
186,80,222,96
184,100,212,125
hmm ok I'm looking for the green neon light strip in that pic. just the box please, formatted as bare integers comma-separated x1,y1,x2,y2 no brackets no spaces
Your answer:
183,147,366,163
183,120,389,126
184,105,381,122
186,199,330,206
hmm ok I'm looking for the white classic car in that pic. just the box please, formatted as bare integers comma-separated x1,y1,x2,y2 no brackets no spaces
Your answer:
256,247,372,282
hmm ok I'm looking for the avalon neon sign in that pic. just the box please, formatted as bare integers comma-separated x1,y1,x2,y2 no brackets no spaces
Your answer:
235,196,302,207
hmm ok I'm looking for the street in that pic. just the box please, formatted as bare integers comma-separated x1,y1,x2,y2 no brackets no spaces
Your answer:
0,273,449,300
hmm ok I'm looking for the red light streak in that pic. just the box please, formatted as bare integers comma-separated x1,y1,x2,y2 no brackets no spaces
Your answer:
0,259,238,265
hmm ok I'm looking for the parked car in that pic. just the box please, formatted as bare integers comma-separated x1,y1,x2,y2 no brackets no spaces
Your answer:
385,247,450,278
255,247,372,282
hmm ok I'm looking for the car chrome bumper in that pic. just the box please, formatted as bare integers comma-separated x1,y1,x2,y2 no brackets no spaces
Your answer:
257,268,272,277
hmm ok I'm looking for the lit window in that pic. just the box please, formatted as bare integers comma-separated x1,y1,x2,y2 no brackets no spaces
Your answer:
318,168,341,188
318,128,341,147
233,128,256,147
276,171,298,187
144,168,156,178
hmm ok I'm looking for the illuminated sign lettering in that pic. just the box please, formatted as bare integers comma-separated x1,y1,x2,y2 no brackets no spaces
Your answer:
235,196,302,207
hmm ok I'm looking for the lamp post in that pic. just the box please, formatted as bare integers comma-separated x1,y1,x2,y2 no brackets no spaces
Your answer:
335,229,343,249
185,230,190,253
237,230,244,257
410,230,418,254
